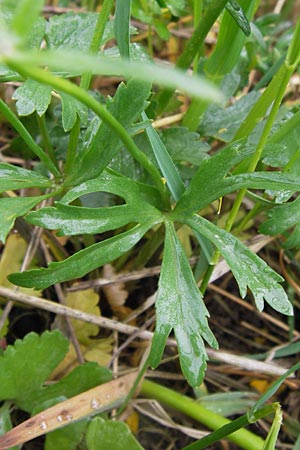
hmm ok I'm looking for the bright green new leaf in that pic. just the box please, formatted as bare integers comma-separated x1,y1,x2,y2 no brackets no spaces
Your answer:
0,331,68,411
259,196,300,236
67,79,151,185
86,417,144,450
0,163,52,192
59,91,88,132
182,214,292,315
12,78,52,116
8,221,158,289
0,195,48,244
149,221,218,387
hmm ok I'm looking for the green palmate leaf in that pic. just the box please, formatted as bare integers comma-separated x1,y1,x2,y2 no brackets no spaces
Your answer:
114,0,131,59
11,0,45,41
181,214,292,315
259,196,300,236
32,363,112,412
12,78,52,116
8,221,159,289
86,417,144,450
59,91,88,132
0,163,52,192
161,127,210,166
45,12,115,51
0,195,48,244
0,331,68,411
200,91,260,142
45,421,88,450
175,141,300,215
205,0,259,77
149,221,218,387
67,79,151,185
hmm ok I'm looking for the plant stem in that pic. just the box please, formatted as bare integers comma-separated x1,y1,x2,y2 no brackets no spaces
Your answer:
182,404,277,450
0,99,60,178
200,24,300,293
64,0,114,174
140,379,266,450
36,114,58,168
5,60,165,194
156,0,228,114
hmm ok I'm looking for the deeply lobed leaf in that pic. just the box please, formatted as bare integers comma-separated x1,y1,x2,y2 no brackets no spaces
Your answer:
8,221,161,289
149,221,218,387
0,163,52,192
181,214,293,315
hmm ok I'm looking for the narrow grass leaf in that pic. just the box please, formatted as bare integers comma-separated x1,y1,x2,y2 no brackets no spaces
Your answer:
114,0,131,59
205,0,259,77
142,112,185,201
225,0,251,36
248,362,300,421
8,50,223,104
262,405,282,450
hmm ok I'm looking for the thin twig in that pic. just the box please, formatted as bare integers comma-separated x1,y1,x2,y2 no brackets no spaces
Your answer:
0,286,293,377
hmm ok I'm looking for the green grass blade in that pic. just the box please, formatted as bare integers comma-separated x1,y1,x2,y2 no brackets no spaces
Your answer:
141,112,185,201
225,0,251,36
5,50,223,104
114,0,131,59
248,362,300,421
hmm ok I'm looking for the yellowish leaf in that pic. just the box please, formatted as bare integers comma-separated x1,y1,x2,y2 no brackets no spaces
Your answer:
0,234,42,300
65,288,100,345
